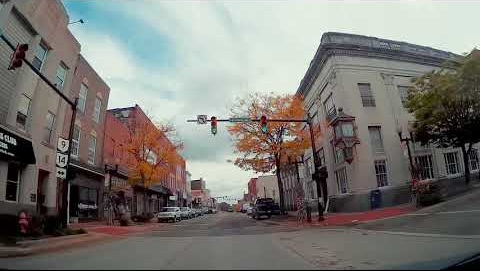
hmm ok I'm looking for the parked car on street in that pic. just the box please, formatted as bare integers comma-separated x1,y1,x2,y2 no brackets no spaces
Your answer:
208,208,217,214
202,207,209,214
246,206,253,216
188,208,196,218
272,203,281,215
193,208,202,216
157,207,181,222
227,206,234,212
180,207,191,219
252,198,275,220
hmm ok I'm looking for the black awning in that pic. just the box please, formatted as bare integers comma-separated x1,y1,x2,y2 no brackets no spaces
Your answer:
0,126,36,164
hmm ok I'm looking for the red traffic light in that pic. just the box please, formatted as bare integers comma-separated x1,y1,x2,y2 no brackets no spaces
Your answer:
8,43,28,70
211,116,218,135
260,115,267,133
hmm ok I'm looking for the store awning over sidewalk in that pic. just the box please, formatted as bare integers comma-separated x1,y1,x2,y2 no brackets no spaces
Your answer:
133,184,172,196
0,126,35,164
150,185,173,196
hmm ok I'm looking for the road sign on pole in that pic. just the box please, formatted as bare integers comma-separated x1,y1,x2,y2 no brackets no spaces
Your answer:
56,137,70,179
197,115,208,124
229,117,251,123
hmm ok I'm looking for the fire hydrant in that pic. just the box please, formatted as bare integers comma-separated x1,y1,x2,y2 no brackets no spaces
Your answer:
18,211,29,235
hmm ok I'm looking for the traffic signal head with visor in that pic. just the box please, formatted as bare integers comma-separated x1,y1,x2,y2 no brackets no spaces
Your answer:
8,43,28,70
260,115,267,133
211,116,217,135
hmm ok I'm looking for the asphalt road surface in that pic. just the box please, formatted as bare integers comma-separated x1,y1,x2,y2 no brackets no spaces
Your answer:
355,187,480,236
2,197,480,270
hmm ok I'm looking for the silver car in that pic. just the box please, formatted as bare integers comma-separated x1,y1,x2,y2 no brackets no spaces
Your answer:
180,207,192,219
157,207,181,222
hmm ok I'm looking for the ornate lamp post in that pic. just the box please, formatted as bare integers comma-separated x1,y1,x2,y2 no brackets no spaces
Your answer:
330,108,360,164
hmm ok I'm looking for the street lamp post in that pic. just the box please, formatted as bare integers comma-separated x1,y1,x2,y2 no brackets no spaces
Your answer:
396,124,416,180
68,19,84,25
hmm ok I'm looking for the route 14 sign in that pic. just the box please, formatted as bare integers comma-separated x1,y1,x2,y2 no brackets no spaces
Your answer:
56,153,68,168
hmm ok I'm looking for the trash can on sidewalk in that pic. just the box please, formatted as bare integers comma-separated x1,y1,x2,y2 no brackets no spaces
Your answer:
370,189,382,210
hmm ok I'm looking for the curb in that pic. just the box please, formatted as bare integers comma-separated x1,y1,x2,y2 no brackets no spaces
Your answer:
416,185,480,213
16,233,90,247
0,233,114,258
0,246,32,258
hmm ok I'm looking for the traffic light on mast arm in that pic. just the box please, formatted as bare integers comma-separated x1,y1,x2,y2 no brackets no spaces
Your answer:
8,43,28,70
211,116,218,135
260,115,268,133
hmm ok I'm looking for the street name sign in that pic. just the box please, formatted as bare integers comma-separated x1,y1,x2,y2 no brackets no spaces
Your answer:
197,115,208,124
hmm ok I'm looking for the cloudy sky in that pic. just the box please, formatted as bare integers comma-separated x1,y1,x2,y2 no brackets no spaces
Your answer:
63,0,479,202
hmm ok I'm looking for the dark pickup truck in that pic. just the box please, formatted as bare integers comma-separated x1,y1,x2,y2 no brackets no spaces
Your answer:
252,198,275,220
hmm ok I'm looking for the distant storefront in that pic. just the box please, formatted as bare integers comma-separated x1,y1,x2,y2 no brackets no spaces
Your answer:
0,126,36,215
68,162,105,222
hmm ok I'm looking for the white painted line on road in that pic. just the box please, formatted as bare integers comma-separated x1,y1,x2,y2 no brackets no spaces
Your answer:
351,229,480,239
436,209,480,215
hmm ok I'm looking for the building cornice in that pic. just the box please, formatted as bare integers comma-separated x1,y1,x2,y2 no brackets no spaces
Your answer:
296,32,461,99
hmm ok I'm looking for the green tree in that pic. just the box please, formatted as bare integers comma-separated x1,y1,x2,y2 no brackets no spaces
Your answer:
407,50,480,184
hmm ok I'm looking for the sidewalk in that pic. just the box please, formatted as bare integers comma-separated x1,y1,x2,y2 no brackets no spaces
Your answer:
69,218,162,236
1,220,163,258
273,204,417,228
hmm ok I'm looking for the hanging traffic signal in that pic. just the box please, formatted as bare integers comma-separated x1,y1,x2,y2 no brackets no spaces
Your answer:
260,115,268,133
211,116,217,135
8,43,28,70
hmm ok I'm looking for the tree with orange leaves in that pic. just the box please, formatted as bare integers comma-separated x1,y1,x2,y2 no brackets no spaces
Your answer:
228,92,318,212
125,117,183,215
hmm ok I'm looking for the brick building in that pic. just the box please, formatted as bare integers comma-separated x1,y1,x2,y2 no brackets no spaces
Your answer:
106,104,187,213
62,55,110,222
247,177,257,202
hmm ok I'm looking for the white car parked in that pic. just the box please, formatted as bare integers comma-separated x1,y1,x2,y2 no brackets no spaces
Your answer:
157,207,181,222
180,207,192,219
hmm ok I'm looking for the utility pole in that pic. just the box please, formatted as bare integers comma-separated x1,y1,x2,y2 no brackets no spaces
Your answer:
307,113,326,221
1,34,78,227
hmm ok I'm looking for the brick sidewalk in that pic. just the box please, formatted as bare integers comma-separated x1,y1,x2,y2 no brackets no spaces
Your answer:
69,219,162,236
276,204,417,228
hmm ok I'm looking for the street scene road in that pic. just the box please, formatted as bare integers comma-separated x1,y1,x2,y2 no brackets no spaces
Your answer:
2,190,480,270
1,1,480,270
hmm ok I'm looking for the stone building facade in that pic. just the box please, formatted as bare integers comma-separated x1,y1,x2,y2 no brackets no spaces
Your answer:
296,32,479,212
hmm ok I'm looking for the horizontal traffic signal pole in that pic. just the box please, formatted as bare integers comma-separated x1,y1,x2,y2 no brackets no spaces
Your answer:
186,118,308,123
0,34,75,108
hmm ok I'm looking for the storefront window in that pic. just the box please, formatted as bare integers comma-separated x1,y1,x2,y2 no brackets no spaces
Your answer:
77,186,99,218
6,163,20,201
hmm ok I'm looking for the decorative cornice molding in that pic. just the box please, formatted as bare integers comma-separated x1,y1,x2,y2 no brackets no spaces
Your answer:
297,33,460,99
